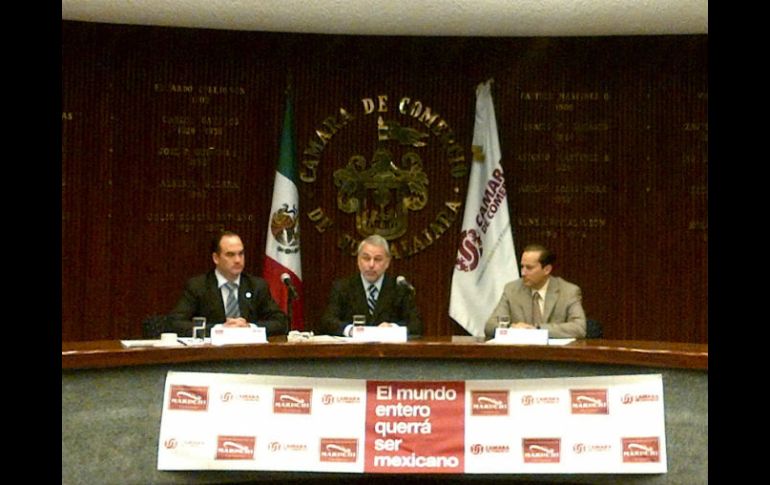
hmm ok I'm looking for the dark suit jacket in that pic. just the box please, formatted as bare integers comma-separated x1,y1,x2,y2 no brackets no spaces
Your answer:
168,270,288,337
484,276,586,339
319,273,423,336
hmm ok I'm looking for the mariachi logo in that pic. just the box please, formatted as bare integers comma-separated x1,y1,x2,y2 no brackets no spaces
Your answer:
570,389,609,414
270,203,300,254
273,388,313,414
169,385,209,411
319,438,358,462
522,438,561,463
301,95,468,259
470,390,509,416
622,437,660,463
215,436,256,460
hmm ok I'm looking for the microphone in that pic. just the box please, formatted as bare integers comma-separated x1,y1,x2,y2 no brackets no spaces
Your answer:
396,275,416,294
281,273,299,299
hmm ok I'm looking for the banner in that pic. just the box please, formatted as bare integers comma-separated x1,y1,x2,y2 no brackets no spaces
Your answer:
158,372,667,474
449,79,519,337
263,93,304,330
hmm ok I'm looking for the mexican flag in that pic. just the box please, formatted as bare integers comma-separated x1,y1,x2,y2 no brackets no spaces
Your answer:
263,94,304,330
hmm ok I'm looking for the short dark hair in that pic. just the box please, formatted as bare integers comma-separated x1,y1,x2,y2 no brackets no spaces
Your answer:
523,244,556,267
211,230,240,254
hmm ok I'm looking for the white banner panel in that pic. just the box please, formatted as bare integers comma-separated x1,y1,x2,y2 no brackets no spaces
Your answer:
158,372,666,475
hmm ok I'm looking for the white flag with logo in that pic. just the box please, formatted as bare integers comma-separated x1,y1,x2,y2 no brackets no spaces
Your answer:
449,79,519,337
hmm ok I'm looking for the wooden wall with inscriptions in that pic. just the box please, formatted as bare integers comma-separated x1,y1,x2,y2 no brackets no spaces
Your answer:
62,21,707,343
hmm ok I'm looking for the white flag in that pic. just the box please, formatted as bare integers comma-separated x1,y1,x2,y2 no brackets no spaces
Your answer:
449,79,519,337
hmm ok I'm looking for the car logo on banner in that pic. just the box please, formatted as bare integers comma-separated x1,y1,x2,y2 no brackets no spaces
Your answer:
273,388,313,414
570,389,609,414
470,390,508,416
622,437,661,463
320,438,358,462
216,436,256,460
169,385,209,411
522,438,561,463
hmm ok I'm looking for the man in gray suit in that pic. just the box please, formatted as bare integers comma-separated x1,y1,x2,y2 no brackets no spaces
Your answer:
485,244,586,338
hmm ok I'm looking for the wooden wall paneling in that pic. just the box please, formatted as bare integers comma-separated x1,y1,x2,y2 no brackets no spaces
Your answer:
62,23,116,340
61,23,707,343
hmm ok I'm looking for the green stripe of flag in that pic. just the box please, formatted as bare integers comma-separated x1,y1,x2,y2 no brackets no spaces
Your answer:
276,95,297,185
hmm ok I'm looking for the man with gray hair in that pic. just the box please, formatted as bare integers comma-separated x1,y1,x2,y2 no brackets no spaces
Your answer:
320,234,423,337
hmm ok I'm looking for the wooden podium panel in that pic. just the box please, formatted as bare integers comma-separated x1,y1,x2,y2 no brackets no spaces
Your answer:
62,338,707,370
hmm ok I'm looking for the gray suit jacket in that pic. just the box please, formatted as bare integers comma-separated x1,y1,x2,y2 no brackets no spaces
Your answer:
484,276,586,338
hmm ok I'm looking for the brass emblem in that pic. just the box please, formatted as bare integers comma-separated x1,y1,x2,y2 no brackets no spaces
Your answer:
301,94,467,259
377,115,429,147
333,145,428,240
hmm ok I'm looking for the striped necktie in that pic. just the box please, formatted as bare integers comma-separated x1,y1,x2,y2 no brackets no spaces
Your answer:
367,284,378,315
225,282,240,318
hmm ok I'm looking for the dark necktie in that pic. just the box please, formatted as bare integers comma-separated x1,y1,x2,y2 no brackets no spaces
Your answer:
225,282,240,318
532,291,543,326
367,284,378,315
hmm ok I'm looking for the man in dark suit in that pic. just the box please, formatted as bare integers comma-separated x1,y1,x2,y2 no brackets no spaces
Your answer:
320,235,422,337
484,244,586,339
168,230,288,337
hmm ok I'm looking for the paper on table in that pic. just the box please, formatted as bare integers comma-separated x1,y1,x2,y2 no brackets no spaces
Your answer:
547,338,576,345
120,337,211,348
309,335,354,343
489,327,549,345
486,337,576,346
120,339,160,348
177,337,210,346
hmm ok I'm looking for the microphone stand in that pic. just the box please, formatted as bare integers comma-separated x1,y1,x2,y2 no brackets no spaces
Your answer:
286,289,295,333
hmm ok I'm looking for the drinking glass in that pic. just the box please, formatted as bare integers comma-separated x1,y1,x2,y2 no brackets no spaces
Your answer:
192,316,207,341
